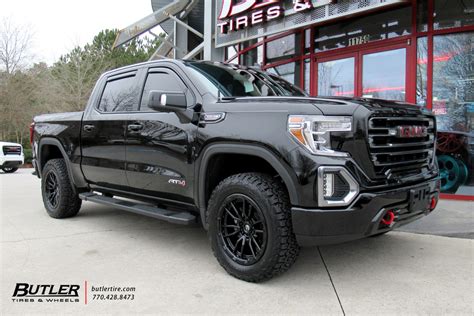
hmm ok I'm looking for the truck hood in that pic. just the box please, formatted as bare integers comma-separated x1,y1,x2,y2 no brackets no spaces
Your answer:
291,96,428,116
320,97,429,115
225,96,428,116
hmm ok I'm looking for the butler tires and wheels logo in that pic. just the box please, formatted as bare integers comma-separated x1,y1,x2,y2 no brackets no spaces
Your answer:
11,283,81,303
217,0,326,34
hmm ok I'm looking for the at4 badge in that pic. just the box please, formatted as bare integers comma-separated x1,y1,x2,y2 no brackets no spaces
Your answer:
168,178,186,187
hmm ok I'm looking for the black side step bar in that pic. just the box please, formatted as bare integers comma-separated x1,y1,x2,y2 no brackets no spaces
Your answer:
79,192,197,225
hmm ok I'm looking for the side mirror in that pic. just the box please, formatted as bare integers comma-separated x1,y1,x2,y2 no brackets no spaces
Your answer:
148,90,187,112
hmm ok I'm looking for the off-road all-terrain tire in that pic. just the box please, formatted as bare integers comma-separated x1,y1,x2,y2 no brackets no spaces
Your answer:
41,158,81,218
208,172,300,282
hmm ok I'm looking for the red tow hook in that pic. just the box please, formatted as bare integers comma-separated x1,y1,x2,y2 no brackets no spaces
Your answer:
381,210,395,226
429,196,438,211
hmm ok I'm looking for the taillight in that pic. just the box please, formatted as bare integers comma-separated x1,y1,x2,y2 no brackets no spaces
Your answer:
29,122,35,145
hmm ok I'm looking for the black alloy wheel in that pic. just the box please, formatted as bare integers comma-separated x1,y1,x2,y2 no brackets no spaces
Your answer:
218,194,267,266
44,170,60,209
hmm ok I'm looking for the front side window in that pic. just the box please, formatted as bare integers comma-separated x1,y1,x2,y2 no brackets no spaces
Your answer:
98,75,139,112
140,72,184,111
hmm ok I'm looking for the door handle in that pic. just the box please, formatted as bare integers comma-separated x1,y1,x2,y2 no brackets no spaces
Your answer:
127,123,143,132
83,125,95,132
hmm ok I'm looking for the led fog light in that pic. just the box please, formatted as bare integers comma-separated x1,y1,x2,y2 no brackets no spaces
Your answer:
317,166,359,207
323,173,334,198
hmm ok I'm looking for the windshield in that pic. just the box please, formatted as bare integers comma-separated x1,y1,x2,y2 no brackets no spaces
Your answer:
183,62,307,98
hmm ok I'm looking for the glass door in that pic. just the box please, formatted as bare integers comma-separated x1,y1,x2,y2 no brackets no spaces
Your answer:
361,47,407,101
316,54,356,97
315,43,410,101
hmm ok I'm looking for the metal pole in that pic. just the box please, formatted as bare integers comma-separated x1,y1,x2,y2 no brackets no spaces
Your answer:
165,12,204,38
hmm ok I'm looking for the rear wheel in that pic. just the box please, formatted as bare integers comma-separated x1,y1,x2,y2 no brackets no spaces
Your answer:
41,159,81,218
1,167,18,173
208,173,299,282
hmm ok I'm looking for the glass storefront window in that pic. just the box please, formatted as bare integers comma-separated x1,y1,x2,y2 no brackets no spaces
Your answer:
314,6,411,52
305,29,311,54
417,0,429,32
318,57,355,97
266,33,301,63
434,0,474,30
240,39,263,67
304,59,310,94
433,32,474,195
267,61,301,87
417,37,428,106
362,48,406,101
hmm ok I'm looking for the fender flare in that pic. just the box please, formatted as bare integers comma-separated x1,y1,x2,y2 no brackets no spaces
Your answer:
37,138,81,189
197,143,300,229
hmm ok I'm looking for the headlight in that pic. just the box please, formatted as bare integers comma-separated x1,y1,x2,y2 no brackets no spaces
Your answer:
288,115,352,157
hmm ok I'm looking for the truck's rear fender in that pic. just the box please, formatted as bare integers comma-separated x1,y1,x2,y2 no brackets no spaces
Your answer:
196,143,300,229
34,111,88,190
36,137,88,189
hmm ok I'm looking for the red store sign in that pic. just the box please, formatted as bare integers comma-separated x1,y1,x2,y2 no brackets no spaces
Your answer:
217,0,323,34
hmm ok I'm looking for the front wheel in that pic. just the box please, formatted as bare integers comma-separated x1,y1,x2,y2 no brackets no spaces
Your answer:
208,173,299,282
41,159,81,218
1,167,18,173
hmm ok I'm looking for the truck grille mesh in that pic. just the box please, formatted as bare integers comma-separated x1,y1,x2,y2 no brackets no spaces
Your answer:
367,115,435,179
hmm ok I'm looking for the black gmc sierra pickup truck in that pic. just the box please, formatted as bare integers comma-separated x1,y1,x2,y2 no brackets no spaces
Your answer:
32,60,440,282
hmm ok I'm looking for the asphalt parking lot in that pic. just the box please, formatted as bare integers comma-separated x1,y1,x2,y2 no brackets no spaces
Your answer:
1,169,473,315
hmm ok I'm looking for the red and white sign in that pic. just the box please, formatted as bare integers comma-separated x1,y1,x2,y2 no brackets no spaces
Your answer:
217,0,315,34
215,0,410,47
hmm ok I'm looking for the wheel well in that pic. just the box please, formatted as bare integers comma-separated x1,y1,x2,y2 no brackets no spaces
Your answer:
204,153,289,206
40,145,64,171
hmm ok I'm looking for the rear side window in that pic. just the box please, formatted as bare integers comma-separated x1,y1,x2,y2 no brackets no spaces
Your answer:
140,72,184,111
98,75,139,112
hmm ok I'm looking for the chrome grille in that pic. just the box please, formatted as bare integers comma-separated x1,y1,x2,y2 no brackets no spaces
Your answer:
368,115,435,178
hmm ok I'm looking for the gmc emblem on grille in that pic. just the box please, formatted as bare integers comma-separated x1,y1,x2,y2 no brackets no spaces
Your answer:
397,126,428,138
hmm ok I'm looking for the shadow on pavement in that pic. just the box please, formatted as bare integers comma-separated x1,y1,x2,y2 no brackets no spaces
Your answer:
74,202,436,284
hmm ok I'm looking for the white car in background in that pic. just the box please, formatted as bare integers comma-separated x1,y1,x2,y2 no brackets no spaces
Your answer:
0,141,24,173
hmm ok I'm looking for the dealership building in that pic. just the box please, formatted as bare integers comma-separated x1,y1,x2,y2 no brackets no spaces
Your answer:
116,0,474,199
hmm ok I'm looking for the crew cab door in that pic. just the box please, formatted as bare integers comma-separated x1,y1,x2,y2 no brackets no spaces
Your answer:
125,67,196,204
81,70,141,190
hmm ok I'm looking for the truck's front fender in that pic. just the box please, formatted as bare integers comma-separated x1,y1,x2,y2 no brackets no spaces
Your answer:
196,142,300,229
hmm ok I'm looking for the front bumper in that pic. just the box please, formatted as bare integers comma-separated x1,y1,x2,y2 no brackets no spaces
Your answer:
0,156,24,168
292,177,440,246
